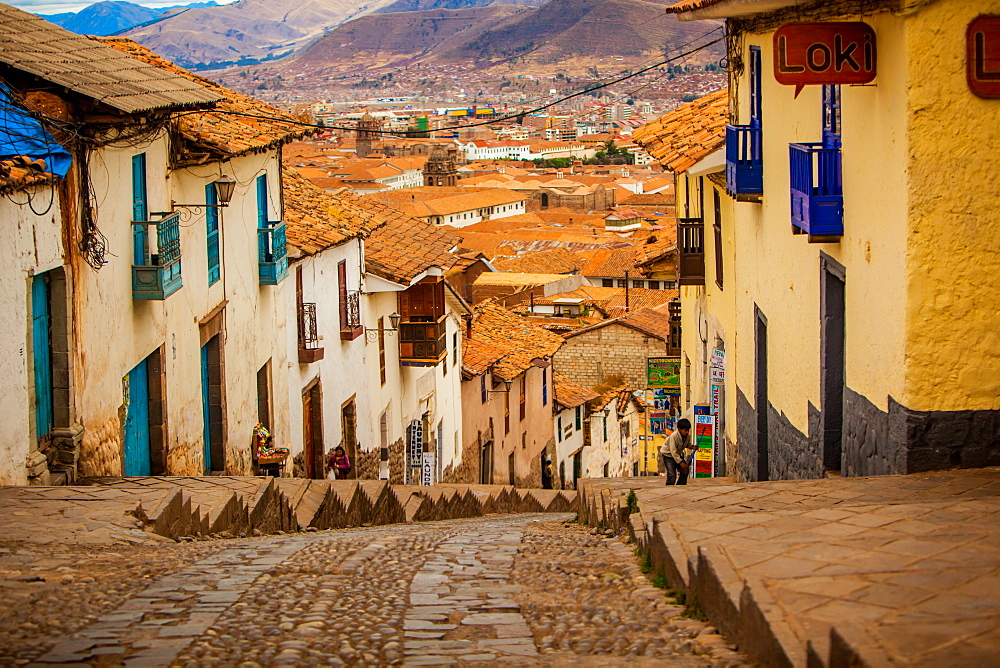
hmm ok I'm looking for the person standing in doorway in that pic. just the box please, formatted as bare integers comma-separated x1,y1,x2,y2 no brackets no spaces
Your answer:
327,446,351,480
660,418,692,485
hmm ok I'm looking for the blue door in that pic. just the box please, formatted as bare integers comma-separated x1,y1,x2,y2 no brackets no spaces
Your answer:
123,358,151,476
32,274,53,440
201,343,212,473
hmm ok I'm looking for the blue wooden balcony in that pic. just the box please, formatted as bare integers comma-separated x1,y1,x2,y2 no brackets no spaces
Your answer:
726,124,763,198
258,221,288,285
789,142,843,237
132,212,182,300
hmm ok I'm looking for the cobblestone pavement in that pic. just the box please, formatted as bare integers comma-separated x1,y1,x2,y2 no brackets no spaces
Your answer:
5,514,748,666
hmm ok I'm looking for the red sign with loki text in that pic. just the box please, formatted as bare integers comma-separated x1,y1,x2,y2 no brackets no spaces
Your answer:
774,22,877,96
967,15,1000,98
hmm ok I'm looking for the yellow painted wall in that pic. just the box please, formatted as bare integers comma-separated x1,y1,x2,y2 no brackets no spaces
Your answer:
731,12,911,437
902,0,1000,411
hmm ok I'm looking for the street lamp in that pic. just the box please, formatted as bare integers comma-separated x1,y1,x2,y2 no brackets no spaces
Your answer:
365,312,402,341
172,175,237,211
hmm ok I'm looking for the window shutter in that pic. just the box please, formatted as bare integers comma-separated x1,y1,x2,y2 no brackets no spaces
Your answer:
749,46,762,124
256,174,268,227
338,260,348,330
131,154,147,265
205,184,220,286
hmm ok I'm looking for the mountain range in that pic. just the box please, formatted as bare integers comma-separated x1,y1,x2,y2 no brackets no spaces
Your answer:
286,0,721,75
120,0,550,69
41,0,218,36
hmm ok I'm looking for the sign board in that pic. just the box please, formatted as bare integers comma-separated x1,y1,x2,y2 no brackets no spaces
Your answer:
408,419,424,466
694,414,715,478
774,22,877,96
422,451,435,486
968,15,1000,98
710,367,725,385
647,356,681,391
711,384,724,477
649,411,667,435
711,349,725,369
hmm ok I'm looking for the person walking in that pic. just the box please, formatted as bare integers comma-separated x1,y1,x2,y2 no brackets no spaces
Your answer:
659,418,692,486
327,446,352,480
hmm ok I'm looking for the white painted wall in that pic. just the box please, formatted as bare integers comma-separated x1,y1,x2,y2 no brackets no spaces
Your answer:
0,187,64,484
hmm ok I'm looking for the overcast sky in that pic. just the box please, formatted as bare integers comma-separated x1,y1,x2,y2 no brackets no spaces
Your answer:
13,0,237,15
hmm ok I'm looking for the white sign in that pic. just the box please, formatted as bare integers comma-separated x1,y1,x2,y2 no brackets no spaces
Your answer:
711,349,726,369
408,419,424,466
710,366,725,384
422,452,436,486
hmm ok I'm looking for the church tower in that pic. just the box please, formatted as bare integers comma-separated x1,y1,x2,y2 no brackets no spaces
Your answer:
356,113,381,158
424,145,458,187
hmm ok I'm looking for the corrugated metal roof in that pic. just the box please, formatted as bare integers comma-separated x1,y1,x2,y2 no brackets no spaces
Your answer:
0,4,220,114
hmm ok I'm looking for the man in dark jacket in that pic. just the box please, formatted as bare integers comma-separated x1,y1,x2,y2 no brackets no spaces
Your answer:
659,418,692,485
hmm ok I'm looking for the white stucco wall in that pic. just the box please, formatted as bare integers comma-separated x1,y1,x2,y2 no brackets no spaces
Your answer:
0,187,65,484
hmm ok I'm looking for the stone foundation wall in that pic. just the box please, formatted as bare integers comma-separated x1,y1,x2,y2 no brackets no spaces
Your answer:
355,447,380,480
766,403,822,481
388,438,406,485
166,441,203,477
442,437,480,484
735,388,758,482
77,414,123,477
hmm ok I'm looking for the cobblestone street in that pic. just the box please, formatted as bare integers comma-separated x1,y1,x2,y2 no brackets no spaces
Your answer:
1,514,746,666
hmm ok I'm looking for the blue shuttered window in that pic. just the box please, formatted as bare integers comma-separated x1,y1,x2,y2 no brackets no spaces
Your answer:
542,368,548,406
206,184,220,286
132,154,148,265
256,174,267,226
32,274,53,440
822,84,842,149
749,46,762,124
789,84,844,236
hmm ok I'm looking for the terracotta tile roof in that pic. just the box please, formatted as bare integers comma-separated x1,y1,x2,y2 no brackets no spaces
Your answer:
373,188,527,218
282,168,354,256
636,233,678,267
564,307,672,342
553,372,599,409
462,301,565,381
96,38,309,162
473,273,569,287
603,290,678,319
491,248,582,274
0,6,219,114
364,204,460,286
619,192,675,207
591,384,646,414
0,155,56,195
580,247,641,278
632,89,728,173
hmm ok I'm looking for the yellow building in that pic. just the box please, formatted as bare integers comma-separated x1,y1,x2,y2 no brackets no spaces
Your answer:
636,0,1000,481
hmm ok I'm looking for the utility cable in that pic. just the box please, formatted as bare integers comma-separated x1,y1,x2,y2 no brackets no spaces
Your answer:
171,36,725,136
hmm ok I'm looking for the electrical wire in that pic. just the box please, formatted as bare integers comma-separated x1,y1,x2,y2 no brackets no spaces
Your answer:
172,36,725,136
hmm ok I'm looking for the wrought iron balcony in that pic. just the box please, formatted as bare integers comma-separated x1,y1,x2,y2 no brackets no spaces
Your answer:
398,314,447,367
298,302,325,364
132,211,182,300
677,218,705,287
726,123,763,199
789,142,843,238
340,290,363,341
258,220,287,285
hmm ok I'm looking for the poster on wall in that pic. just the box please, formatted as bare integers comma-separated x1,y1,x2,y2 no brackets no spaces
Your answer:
408,419,424,467
694,414,715,478
647,357,681,391
649,411,667,435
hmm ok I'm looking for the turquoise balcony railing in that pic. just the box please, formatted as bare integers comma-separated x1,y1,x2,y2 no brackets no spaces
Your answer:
258,220,288,285
132,211,182,300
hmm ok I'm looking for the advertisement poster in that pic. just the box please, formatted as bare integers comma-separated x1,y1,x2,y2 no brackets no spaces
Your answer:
711,385,723,477
647,357,681,391
649,411,667,435
694,414,715,478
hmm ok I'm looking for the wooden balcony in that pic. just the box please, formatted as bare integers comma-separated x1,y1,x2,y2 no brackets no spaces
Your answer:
258,221,288,285
399,315,447,367
677,218,705,287
790,142,843,239
132,212,182,300
726,123,763,200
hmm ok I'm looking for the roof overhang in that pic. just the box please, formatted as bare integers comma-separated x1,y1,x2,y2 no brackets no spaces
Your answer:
673,0,803,20
688,148,726,177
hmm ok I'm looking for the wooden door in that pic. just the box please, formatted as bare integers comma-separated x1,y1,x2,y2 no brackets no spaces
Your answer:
124,358,151,476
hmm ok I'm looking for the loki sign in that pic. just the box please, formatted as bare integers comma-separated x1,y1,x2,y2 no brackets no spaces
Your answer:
774,22,877,96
